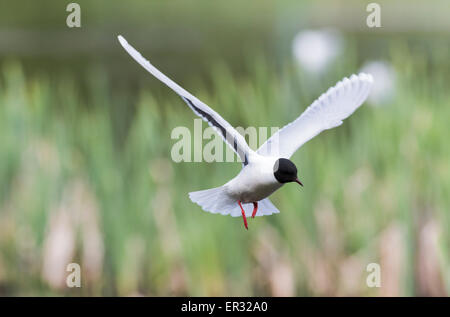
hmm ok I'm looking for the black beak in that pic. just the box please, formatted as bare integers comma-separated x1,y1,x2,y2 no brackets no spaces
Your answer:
295,179,303,187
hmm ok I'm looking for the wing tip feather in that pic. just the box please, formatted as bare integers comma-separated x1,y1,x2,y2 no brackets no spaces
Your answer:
117,35,127,47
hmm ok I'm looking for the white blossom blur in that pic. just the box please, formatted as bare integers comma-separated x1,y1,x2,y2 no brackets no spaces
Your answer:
360,61,396,106
292,29,343,74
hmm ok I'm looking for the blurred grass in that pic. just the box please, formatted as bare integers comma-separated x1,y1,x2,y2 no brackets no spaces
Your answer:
0,38,449,296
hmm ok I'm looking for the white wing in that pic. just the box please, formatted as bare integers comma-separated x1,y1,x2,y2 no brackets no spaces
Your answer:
118,35,254,165
257,73,373,158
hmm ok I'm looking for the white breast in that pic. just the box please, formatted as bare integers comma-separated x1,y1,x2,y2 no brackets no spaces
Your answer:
224,156,283,203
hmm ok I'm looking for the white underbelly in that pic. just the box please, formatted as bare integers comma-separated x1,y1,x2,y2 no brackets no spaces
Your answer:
225,173,283,203
240,182,283,202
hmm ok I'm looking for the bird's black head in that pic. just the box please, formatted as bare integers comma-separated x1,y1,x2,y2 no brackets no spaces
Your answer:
273,158,303,186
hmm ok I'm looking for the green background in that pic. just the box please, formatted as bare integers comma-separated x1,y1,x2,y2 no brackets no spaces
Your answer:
0,0,449,296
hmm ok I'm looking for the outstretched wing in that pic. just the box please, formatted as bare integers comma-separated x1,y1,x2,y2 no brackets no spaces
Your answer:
118,35,254,165
257,73,373,158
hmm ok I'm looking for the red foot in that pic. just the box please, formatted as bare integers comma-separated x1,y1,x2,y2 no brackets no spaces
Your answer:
252,202,258,218
238,201,248,230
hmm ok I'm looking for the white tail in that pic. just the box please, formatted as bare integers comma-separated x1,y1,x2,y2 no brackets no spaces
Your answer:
189,187,280,217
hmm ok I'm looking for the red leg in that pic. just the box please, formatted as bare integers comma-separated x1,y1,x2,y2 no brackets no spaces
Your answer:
238,201,248,230
252,202,258,218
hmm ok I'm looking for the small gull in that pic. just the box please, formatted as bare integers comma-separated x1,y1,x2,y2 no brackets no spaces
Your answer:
118,35,373,230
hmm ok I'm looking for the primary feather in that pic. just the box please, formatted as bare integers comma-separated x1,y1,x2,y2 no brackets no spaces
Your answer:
257,73,373,158
118,35,254,166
